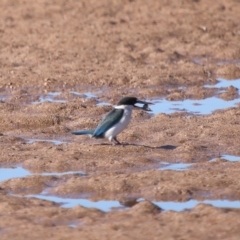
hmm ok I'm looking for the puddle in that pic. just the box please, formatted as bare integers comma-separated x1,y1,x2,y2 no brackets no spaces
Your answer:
205,78,240,89
84,92,97,98
153,199,240,211
71,91,111,106
0,167,31,182
151,97,240,115
26,90,106,105
152,78,240,115
68,223,77,228
97,102,111,106
32,92,66,104
71,91,84,97
0,166,86,183
24,193,240,212
211,155,240,162
0,96,6,102
0,92,10,102
192,58,240,66
216,60,240,66
2,165,238,213
153,199,198,211
26,139,68,145
159,163,192,171
71,91,98,99
221,155,240,162
26,194,124,212
203,200,240,209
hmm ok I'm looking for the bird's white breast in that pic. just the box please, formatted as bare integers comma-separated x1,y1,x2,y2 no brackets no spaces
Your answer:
104,105,133,141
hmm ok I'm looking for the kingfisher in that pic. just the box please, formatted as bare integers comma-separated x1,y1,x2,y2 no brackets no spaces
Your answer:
72,96,153,145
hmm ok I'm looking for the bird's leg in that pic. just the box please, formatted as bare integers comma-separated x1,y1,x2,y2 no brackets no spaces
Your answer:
113,136,121,145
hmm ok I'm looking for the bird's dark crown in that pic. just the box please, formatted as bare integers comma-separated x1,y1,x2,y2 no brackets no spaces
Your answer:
117,97,138,106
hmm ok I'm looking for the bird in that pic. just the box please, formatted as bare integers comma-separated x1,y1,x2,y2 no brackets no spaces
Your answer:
72,96,153,145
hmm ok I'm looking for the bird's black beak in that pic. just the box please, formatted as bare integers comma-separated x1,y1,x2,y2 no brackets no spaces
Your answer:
134,99,153,111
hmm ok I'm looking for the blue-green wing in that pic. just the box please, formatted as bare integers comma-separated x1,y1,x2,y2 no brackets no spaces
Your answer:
93,109,124,138
72,130,94,135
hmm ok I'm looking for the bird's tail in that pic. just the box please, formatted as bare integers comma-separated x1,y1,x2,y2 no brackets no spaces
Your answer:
72,130,94,136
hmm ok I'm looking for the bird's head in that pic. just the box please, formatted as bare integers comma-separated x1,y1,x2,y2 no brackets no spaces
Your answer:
117,97,153,111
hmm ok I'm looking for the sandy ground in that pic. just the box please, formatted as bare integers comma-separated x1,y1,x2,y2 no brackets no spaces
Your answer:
1,0,240,239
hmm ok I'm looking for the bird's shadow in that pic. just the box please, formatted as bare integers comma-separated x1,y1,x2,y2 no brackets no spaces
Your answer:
96,142,177,150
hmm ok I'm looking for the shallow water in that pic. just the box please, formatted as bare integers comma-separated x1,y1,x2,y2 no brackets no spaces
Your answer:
153,199,240,211
68,223,78,228
71,91,111,106
70,83,240,115
151,97,240,115
152,78,240,115
84,92,97,98
26,139,68,145
0,166,85,183
71,91,97,98
153,199,198,211
0,167,31,182
97,102,111,106
27,194,123,212
222,155,240,161
32,92,66,104
211,155,240,162
41,171,86,177
205,78,240,89
2,163,240,213
0,96,6,101
159,163,192,171
27,78,240,115
2,80,240,218
192,58,240,66
25,193,240,212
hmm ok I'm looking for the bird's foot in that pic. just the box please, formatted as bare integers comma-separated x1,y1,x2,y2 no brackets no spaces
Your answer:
112,142,121,146
112,137,122,146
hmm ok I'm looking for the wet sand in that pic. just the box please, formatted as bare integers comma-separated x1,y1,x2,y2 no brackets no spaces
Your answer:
1,0,240,239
